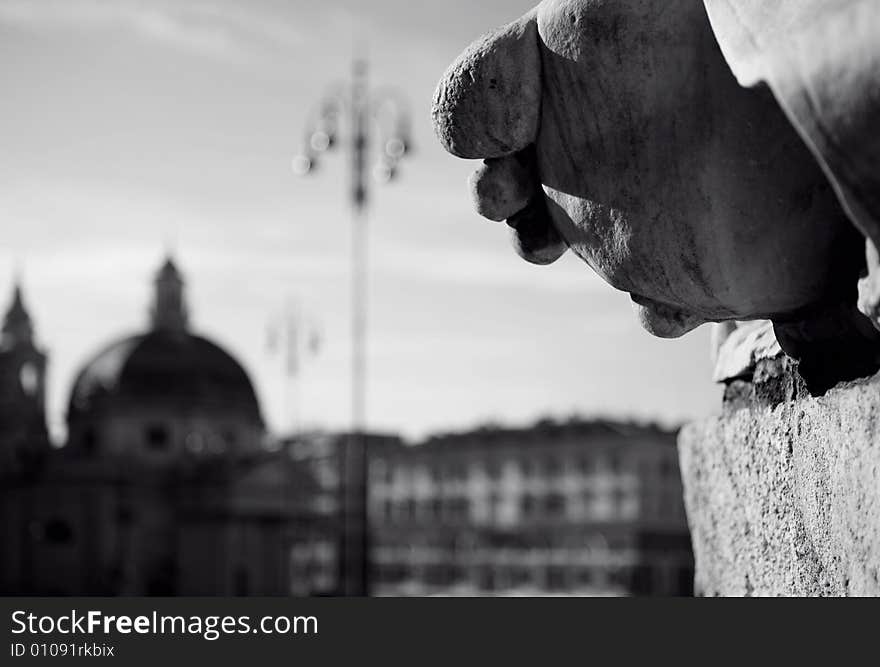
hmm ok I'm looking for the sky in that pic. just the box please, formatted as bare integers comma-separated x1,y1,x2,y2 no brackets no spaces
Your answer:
0,0,721,442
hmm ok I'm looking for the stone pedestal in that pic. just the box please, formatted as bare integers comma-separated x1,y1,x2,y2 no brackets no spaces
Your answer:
679,373,880,596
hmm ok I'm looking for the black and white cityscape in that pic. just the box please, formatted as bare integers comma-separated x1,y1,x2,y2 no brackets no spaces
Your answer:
0,260,692,596
3,0,876,598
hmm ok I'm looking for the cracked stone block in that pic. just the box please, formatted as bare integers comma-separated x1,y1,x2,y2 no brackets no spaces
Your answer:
679,372,880,596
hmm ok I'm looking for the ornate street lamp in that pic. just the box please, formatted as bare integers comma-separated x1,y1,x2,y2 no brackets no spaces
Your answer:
293,56,411,596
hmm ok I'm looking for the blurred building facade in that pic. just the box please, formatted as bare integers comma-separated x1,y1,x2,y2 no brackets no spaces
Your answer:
0,258,311,596
0,258,693,597
287,421,693,597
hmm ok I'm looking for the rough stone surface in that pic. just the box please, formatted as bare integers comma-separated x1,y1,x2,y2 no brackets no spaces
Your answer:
679,373,880,596
431,10,540,160
469,155,535,223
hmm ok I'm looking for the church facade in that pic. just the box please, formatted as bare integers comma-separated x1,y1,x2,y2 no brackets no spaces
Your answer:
0,258,311,596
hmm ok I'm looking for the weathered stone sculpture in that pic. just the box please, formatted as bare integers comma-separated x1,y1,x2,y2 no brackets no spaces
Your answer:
434,0,880,596
433,0,880,389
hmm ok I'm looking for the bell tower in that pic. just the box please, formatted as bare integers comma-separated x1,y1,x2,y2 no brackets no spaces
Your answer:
0,281,49,463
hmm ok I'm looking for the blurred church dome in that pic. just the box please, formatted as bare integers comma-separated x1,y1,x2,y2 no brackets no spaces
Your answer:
66,256,263,459
68,331,261,422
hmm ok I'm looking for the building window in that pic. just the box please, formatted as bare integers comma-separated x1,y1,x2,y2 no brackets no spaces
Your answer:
512,568,532,587
609,567,630,588
546,566,566,591
478,568,496,592
485,460,501,479
82,427,98,455
632,565,654,595
145,424,170,451
116,506,134,525
609,453,622,473
582,488,596,516
521,494,535,517
578,569,594,587
491,491,510,522
545,493,566,516
44,518,73,545
578,457,593,475
445,497,468,520
612,487,628,516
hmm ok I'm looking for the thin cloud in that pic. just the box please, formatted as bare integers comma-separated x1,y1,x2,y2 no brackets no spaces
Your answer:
0,0,306,63
372,239,611,296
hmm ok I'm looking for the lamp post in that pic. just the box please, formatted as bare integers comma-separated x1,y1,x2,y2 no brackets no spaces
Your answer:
293,56,411,596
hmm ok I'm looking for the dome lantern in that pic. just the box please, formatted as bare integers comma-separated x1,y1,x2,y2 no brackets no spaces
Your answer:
151,257,188,332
